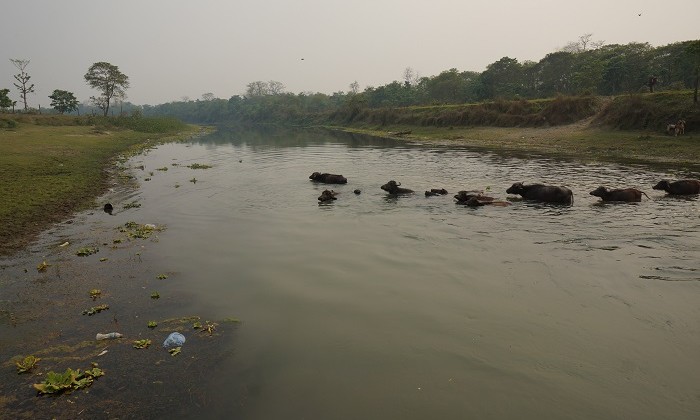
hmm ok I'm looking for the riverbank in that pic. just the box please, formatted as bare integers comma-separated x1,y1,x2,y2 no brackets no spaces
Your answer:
0,136,238,418
0,117,205,255
328,121,700,172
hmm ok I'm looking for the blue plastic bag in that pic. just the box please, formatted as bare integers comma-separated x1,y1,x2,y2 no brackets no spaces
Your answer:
163,332,186,348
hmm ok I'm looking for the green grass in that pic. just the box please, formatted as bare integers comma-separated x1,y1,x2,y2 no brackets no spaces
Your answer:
332,124,700,170
0,116,199,254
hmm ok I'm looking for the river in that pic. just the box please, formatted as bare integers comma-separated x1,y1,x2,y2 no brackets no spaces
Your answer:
4,127,700,419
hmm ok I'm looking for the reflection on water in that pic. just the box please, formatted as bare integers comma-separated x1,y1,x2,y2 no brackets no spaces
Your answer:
128,128,699,419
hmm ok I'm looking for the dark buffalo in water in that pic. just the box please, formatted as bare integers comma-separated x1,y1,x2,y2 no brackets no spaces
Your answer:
506,182,574,204
318,190,338,202
652,179,700,195
454,190,494,203
589,186,649,202
309,172,348,184
381,180,414,195
103,203,114,214
425,188,448,197
462,197,511,207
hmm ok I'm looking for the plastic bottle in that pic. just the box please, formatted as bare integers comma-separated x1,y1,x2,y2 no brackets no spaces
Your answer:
96,332,123,340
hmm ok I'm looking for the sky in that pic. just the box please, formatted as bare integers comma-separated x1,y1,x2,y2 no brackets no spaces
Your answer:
2,0,699,106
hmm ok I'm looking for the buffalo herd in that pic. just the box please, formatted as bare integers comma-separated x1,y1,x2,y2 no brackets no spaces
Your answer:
310,172,700,205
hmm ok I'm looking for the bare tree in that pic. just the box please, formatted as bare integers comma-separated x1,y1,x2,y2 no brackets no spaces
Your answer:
403,67,420,87
349,81,360,95
202,92,215,101
10,59,35,111
267,81,286,95
559,33,605,53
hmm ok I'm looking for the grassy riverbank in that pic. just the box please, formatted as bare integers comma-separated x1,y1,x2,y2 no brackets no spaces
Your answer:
328,121,700,170
0,115,201,255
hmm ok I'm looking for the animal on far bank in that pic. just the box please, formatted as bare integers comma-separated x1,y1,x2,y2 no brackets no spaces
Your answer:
380,180,414,195
506,182,574,204
652,179,700,195
666,119,686,136
309,172,348,184
589,186,650,202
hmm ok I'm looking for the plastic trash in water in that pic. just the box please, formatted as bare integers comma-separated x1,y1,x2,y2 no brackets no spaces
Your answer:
163,332,186,348
96,332,123,340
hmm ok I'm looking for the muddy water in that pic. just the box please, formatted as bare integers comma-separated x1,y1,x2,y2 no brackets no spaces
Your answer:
5,128,700,419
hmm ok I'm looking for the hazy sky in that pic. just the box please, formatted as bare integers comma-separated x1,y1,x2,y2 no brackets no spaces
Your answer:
3,0,699,106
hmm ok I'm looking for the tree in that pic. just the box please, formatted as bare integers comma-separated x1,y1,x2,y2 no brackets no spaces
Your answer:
0,88,12,110
560,33,605,53
49,89,79,114
84,62,129,116
202,92,215,101
10,59,35,111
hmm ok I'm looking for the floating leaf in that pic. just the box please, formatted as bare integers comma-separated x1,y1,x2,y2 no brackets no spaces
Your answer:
150,291,160,299
16,355,40,374
89,289,101,300
133,339,152,349
147,321,158,328
82,304,109,316
187,163,212,169
156,274,168,280
76,247,99,256
37,261,50,272
168,347,181,357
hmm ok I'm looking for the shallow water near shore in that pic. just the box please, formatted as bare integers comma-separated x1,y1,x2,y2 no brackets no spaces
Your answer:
3,127,700,419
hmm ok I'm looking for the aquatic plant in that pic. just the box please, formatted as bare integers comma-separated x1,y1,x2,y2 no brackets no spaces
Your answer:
150,291,160,299
82,304,109,316
148,321,158,328
168,347,181,356
118,221,163,239
89,289,101,300
15,355,40,374
195,320,217,335
75,247,99,256
156,167,168,171
99,257,108,262
133,339,152,349
36,260,50,272
33,365,104,395
144,177,151,181
189,177,197,184
192,321,202,329
222,317,241,324
157,274,168,280
187,163,212,169
123,201,141,209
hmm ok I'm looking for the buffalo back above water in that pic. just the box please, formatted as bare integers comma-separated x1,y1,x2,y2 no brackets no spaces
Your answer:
652,179,700,195
381,180,414,194
506,182,573,204
309,172,348,184
589,186,646,202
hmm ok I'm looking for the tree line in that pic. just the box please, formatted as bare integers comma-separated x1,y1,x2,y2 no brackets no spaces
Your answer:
2,36,698,124
143,38,699,124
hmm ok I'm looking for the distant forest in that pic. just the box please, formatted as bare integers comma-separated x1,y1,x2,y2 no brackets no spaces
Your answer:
136,39,698,124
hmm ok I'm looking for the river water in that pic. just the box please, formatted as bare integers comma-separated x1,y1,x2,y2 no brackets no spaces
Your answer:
20,127,700,419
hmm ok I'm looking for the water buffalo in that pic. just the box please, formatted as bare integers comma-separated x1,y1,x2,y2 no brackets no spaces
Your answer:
103,203,114,214
589,186,649,202
318,190,338,202
506,182,574,204
309,172,348,184
425,188,448,197
454,190,494,203
381,180,414,195
462,197,511,207
652,179,700,195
